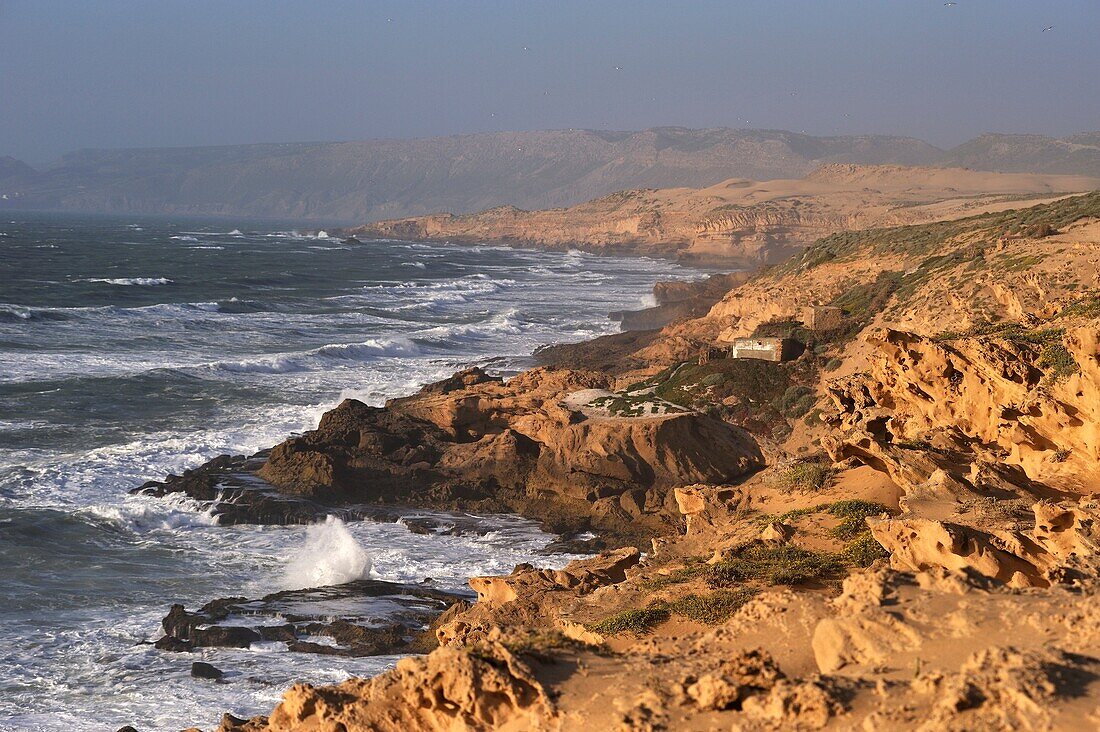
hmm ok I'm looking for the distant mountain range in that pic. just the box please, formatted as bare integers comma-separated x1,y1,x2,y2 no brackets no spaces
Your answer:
1,128,1098,222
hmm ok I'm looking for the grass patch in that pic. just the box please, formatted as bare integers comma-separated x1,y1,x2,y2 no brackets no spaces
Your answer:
639,562,709,590
707,543,847,587
843,534,890,567
779,191,1100,274
1038,342,1079,380
831,270,904,326
587,607,670,636
668,589,758,624
779,462,834,491
828,500,890,540
1058,293,1100,320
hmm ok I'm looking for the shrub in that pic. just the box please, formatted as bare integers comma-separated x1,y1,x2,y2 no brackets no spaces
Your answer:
668,589,758,624
707,543,847,587
823,358,843,372
1038,342,1079,380
587,607,670,636
777,385,816,417
843,534,890,567
828,500,890,540
779,462,833,492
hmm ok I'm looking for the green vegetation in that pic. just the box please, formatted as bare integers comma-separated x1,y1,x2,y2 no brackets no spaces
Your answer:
776,385,816,418
707,543,848,587
843,534,891,567
1037,342,1079,380
1058,293,1100,320
935,321,1065,346
996,252,1043,271
828,500,890,540
778,462,834,492
933,321,1080,382
668,589,758,624
625,358,793,437
639,561,709,590
830,270,904,325
587,607,670,636
779,191,1100,274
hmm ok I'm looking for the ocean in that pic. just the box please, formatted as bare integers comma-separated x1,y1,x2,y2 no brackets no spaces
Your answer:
0,213,697,731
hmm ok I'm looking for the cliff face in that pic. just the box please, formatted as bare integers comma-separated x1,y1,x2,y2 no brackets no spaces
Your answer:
347,166,1100,266
173,193,1100,731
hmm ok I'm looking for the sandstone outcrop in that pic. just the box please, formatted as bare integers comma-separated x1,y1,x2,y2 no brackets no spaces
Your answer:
144,367,762,543
345,166,1099,267
219,641,555,732
175,193,1100,731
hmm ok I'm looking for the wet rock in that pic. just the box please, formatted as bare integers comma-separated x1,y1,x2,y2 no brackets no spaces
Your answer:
191,661,224,680
154,636,192,652
192,626,262,649
156,579,468,659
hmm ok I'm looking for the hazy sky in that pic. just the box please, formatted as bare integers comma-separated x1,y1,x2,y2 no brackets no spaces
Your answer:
2,0,1097,164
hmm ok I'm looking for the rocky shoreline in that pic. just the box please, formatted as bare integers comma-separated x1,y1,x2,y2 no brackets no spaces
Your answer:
140,192,1100,731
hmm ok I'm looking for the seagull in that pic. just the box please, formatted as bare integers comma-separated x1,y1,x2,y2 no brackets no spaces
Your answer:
1042,25,1054,32
614,65,622,71
944,2,956,6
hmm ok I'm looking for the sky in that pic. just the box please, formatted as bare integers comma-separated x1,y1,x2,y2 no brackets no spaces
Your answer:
1,0,1097,165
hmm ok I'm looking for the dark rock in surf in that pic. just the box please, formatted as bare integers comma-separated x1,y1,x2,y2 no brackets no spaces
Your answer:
154,579,469,659
191,661,224,680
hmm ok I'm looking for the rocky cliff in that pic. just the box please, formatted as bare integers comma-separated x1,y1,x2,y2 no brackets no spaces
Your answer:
346,165,1100,266
161,192,1100,731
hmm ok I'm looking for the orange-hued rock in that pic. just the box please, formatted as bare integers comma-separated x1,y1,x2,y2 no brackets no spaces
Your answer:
829,326,1100,492
219,642,554,732
177,194,1100,732
345,165,1100,266
250,367,763,543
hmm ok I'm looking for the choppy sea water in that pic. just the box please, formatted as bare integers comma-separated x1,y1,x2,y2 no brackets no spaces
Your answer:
0,214,699,731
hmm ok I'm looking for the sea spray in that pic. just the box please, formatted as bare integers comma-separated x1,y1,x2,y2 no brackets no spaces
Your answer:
280,516,373,590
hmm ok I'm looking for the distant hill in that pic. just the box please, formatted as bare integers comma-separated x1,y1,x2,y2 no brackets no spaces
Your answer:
941,133,1100,177
0,128,1097,222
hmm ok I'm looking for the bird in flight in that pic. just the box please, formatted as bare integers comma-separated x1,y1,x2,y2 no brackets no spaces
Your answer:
944,1,956,6
1042,25,1054,32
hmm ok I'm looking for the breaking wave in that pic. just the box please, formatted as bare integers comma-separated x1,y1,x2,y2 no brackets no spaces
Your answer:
82,277,173,286
280,516,373,590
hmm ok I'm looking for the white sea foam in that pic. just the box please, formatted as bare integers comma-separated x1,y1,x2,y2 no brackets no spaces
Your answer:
0,228,708,730
280,516,373,590
0,303,33,319
207,337,420,375
169,235,199,242
83,277,173,286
